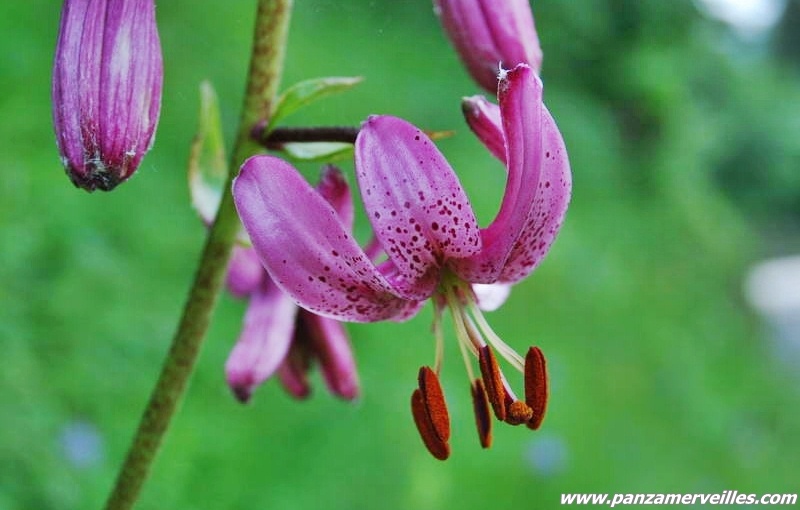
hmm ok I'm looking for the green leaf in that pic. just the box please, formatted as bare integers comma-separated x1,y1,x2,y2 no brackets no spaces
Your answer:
280,142,354,163
268,76,363,132
188,81,228,226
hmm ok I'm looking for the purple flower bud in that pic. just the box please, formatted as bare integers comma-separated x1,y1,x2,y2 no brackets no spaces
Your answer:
434,0,542,93
52,0,163,191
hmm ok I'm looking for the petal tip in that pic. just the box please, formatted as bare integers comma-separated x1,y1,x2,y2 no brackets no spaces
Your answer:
229,383,254,404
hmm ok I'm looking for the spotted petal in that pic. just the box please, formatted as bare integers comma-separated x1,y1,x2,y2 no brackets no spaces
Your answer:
453,64,546,283
355,115,481,297
498,106,571,282
233,155,420,322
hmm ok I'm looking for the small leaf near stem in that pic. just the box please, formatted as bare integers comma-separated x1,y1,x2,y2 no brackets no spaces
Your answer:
268,76,363,131
188,81,228,226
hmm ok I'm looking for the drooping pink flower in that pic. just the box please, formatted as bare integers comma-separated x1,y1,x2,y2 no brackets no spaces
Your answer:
233,64,570,458
224,167,359,403
52,0,163,191
434,0,542,93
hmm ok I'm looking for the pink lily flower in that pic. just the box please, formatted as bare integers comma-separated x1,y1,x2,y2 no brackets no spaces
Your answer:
233,64,570,458
434,0,543,93
224,167,360,403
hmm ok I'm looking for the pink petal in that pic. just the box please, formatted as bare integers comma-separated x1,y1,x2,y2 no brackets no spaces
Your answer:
299,310,360,400
225,246,265,298
355,115,481,296
224,280,299,403
453,64,545,283
277,342,312,400
434,0,542,93
233,155,420,322
462,95,505,163
363,234,384,262
499,106,571,283
316,165,354,230
472,282,512,312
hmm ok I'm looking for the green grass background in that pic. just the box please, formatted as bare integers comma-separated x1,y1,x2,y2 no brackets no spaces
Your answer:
1,1,799,509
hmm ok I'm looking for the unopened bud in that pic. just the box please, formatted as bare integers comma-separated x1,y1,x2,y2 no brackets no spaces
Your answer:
434,0,542,93
52,0,163,191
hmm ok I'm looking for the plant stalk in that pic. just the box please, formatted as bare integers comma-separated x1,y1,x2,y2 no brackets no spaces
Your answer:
102,1,292,508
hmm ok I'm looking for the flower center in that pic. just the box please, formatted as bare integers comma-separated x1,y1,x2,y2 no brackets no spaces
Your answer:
409,270,549,460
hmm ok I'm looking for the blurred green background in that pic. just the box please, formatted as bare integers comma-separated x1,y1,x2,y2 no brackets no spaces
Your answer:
1,1,799,509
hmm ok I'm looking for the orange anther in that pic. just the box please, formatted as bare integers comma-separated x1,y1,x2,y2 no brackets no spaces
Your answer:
471,379,492,448
478,346,507,421
411,389,450,461
524,346,548,430
418,366,450,443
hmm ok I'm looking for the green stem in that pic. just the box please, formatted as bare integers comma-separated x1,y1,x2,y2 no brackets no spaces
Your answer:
102,2,292,509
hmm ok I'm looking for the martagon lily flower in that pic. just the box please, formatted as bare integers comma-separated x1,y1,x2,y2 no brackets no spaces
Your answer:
232,63,570,459
223,167,360,402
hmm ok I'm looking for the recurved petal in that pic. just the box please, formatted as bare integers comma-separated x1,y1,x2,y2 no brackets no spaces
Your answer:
299,310,359,400
453,64,545,283
224,280,299,403
462,95,505,163
355,115,481,297
233,155,420,322
316,165,354,230
499,106,571,283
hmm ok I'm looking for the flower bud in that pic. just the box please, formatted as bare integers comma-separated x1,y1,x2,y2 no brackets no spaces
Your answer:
52,0,163,191
434,0,542,93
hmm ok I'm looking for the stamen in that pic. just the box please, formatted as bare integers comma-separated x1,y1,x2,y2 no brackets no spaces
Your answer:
411,389,450,461
418,366,450,443
524,346,548,430
462,312,486,351
433,305,445,375
456,331,476,381
467,301,524,372
478,346,507,421
445,289,481,356
471,379,492,448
